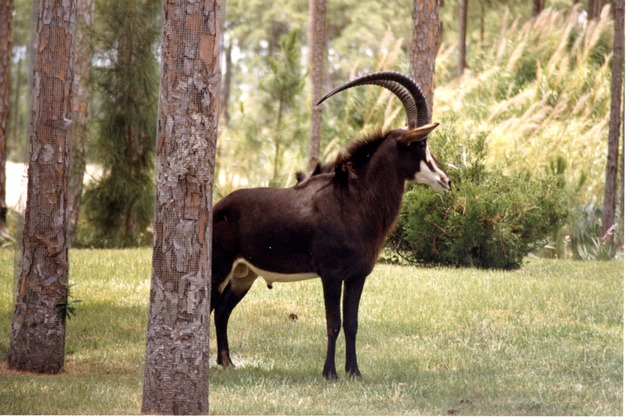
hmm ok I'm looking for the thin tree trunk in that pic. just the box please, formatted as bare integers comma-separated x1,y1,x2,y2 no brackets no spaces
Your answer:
619,128,625,248
11,57,21,147
479,2,484,45
457,0,467,77
9,0,77,374
587,0,604,20
410,0,440,120
620,126,624,247
221,39,232,126
308,0,326,171
601,0,624,242
532,0,544,17
215,39,232,188
68,0,94,243
0,0,12,229
141,0,222,414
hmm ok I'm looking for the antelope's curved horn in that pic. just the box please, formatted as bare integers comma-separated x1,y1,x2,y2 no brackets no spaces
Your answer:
316,71,429,128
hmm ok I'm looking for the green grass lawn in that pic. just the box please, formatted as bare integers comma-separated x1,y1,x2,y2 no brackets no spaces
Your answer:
0,248,623,415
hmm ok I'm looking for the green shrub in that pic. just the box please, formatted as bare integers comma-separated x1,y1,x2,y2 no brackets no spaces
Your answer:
389,119,569,269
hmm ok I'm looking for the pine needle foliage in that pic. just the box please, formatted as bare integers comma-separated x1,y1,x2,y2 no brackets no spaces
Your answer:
80,0,161,248
216,29,308,193
259,29,308,186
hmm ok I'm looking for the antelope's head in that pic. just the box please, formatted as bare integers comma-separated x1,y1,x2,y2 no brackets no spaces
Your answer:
317,71,451,191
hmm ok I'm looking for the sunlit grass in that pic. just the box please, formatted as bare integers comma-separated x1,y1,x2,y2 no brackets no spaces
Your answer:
0,248,623,415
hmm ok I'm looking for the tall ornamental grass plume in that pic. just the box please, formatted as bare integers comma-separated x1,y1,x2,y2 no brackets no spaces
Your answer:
388,116,569,270
434,5,614,204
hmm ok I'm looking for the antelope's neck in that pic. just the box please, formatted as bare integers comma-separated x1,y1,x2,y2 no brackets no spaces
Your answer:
357,159,406,240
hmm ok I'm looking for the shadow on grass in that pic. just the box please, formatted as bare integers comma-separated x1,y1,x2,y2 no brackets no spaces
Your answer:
0,301,148,372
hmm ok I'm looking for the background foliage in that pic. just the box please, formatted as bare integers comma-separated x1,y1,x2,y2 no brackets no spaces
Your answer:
78,0,161,247
435,5,616,204
4,0,621,260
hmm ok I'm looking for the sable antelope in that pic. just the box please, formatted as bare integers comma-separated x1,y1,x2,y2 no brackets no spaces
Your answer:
211,71,450,380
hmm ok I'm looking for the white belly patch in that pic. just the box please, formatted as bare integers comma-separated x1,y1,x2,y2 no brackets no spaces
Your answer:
231,258,318,285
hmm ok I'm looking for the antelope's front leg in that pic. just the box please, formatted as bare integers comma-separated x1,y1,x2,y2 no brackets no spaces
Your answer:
321,278,342,380
343,275,366,378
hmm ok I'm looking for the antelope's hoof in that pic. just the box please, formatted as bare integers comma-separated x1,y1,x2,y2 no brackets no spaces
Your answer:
323,370,339,381
217,355,235,369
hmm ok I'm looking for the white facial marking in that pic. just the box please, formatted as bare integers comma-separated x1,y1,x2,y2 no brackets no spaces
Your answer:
414,147,450,191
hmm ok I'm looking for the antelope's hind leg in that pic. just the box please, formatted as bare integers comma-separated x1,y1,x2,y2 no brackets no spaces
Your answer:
321,277,343,380
214,264,257,368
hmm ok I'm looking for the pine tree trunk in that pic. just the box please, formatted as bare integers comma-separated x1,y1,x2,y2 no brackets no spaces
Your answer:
616,124,626,249
457,0,467,77
479,2,484,45
221,39,232,126
11,56,21,146
587,0,604,20
410,0,440,120
141,0,222,414
532,0,545,17
308,0,326,171
0,0,12,230
601,0,624,241
68,0,94,243
9,0,77,374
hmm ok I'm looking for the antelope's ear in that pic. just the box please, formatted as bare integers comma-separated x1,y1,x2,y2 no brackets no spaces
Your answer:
401,122,439,145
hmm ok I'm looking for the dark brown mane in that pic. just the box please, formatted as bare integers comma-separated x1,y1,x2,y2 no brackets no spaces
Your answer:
314,130,389,181
332,130,388,168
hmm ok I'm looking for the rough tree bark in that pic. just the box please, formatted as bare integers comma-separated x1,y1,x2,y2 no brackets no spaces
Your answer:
0,0,12,230
68,0,94,243
410,0,440,120
601,0,624,242
141,0,222,414
9,0,77,374
308,0,326,170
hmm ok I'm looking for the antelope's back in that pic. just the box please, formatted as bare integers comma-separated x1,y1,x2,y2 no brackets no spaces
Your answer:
212,180,332,275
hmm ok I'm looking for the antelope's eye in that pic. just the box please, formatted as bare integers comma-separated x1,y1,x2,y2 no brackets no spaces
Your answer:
419,140,427,149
